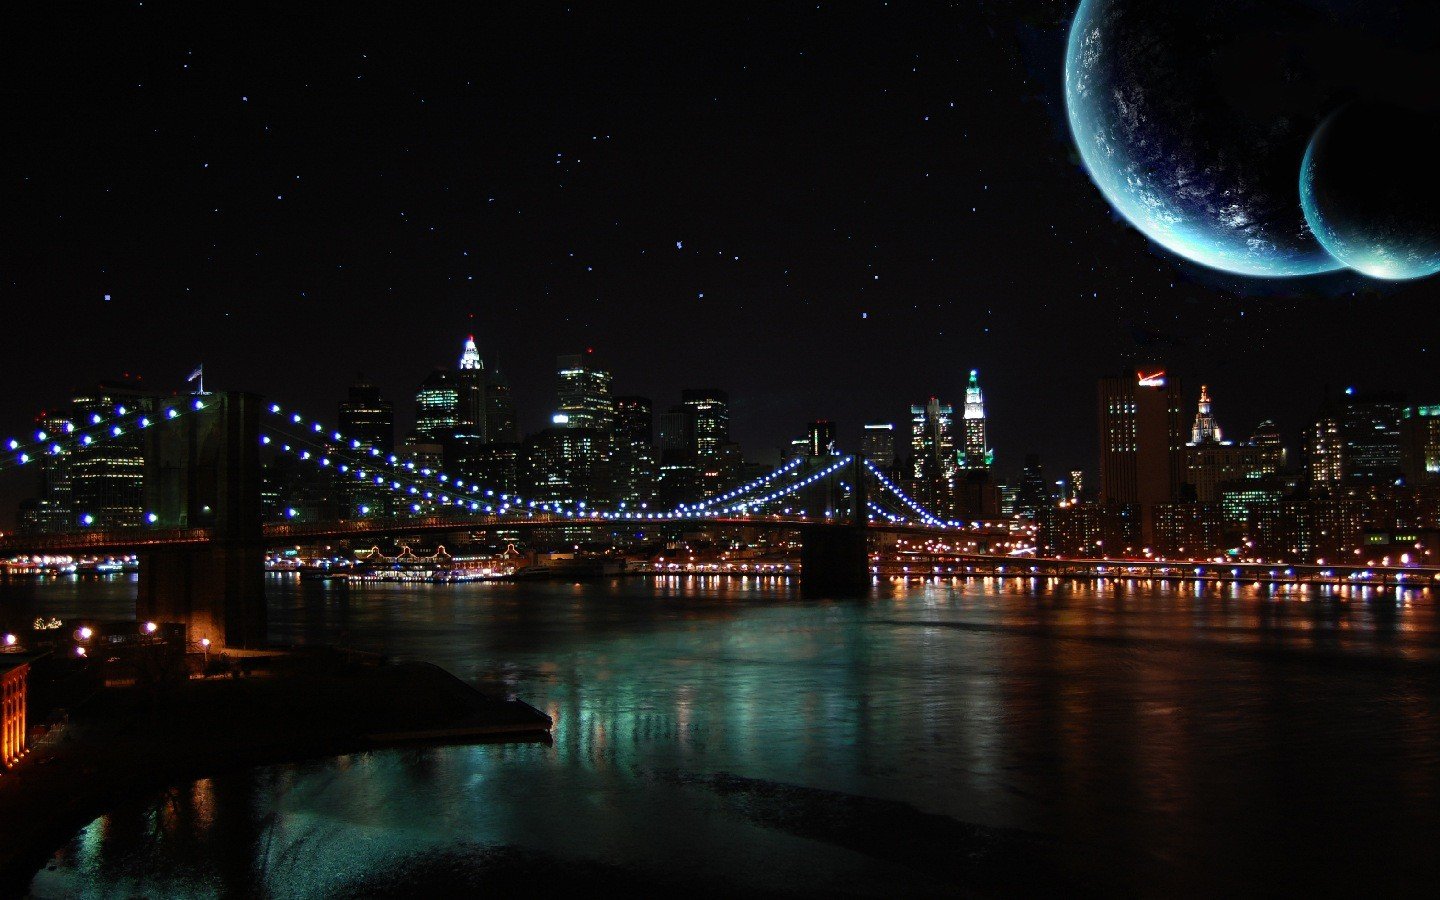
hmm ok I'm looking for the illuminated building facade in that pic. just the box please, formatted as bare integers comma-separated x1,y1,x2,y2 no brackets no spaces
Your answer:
1183,387,1267,504
1250,420,1286,474
1190,384,1222,444
862,422,897,469
456,335,487,443
1152,502,1226,557
24,408,75,534
557,351,615,433
524,426,614,504
68,380,155,529
682,389,736,496
614,395,657,507
681,389,728,457
958,370,993,472
1339,388,1404,486
1098,370,1184,545
910,398,956,513
1,657,29,769
807,420,837,457
656,405,698,506
1401,405,1440,484
414,368,460,442
1307,408,1343,492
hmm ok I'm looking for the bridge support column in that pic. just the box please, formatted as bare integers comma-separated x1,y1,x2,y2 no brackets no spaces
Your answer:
138,542,264,649
800,525,871,598
139,391,265,649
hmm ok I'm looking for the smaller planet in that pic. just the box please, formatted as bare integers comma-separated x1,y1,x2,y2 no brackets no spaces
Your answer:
1300,102,1440,280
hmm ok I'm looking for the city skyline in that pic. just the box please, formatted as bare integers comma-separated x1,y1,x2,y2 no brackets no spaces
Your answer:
6,3,1440,492
7,322,1437,526
11,326,1437,540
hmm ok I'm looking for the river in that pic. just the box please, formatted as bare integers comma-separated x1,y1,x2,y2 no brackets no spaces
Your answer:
12,574,1440,897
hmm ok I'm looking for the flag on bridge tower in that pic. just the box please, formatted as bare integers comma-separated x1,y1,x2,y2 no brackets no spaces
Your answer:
187,364,205,394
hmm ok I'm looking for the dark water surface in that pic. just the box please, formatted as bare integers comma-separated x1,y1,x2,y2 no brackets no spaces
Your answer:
14,575,1440,897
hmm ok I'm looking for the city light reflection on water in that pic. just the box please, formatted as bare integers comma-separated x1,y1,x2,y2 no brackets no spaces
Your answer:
18,574,1440,896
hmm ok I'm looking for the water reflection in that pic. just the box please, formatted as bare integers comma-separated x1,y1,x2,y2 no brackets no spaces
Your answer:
18,576,1440,896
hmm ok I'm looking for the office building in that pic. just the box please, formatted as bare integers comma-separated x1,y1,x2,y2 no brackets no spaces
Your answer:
959,370,992,472
681,389,729,457
338,377,394,453
1098,370,1184,544
1250,420,1286,475
484,366,520,445
525,426,614,505
414,368,460,443
1308,405,1344,492
862,422,897,469
456,335,487,443
1401,405,1440,485
556,351,614,433
1016,454,1048,519
807,420,837,457
910,398,956,514
614,395,657,507
68,379,154,529
1340,388,1404,486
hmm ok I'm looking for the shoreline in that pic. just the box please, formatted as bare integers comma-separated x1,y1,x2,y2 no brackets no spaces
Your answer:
0,651,550,895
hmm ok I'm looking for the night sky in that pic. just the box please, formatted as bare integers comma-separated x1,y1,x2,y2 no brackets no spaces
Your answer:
5,1,1439,509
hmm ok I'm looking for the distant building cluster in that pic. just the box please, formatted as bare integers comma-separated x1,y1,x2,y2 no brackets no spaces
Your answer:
17,345,1440,567
1038,370,1440,565
264,340,773,522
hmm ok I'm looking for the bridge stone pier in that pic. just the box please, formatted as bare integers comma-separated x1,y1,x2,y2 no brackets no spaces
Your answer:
799,525,871,597
138,392,266,649
798,454,871,598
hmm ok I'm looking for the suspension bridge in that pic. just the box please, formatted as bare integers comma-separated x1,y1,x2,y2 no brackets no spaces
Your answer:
0,391,1009,647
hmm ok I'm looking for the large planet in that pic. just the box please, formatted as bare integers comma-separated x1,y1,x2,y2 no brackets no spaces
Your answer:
1064,0,1440,280
1300,103,1440,281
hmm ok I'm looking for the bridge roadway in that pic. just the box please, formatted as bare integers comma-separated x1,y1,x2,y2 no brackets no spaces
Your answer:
0,514,1002,556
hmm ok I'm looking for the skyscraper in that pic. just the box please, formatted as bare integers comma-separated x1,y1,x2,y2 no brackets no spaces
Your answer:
807,420,837,457
338,377,396,518
656,405,698,506
1401,405,1440,485
69,379,154,528
910,398,956,513
484,365,520,445
524,426,614,505
556,351,614,433
25,407,75,533
456,335,487,443
1339,387,1404,486
338,377,394,453
1183,385,1262,503
1250,420,1286,474
1307,406,1343,491
1017,454,1048,519
1098,370,1184,545
681,389,729,457
414,369,459,442
1190,384,1223,444
958,370,992,472
861,422,896,468
614,395,657,507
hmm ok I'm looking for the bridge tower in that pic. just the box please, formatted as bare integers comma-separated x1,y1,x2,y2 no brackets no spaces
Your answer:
799,454,871,598
137,391,265,649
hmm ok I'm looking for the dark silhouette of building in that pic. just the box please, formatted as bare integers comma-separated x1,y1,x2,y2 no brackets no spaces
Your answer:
1098,370,1184,546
